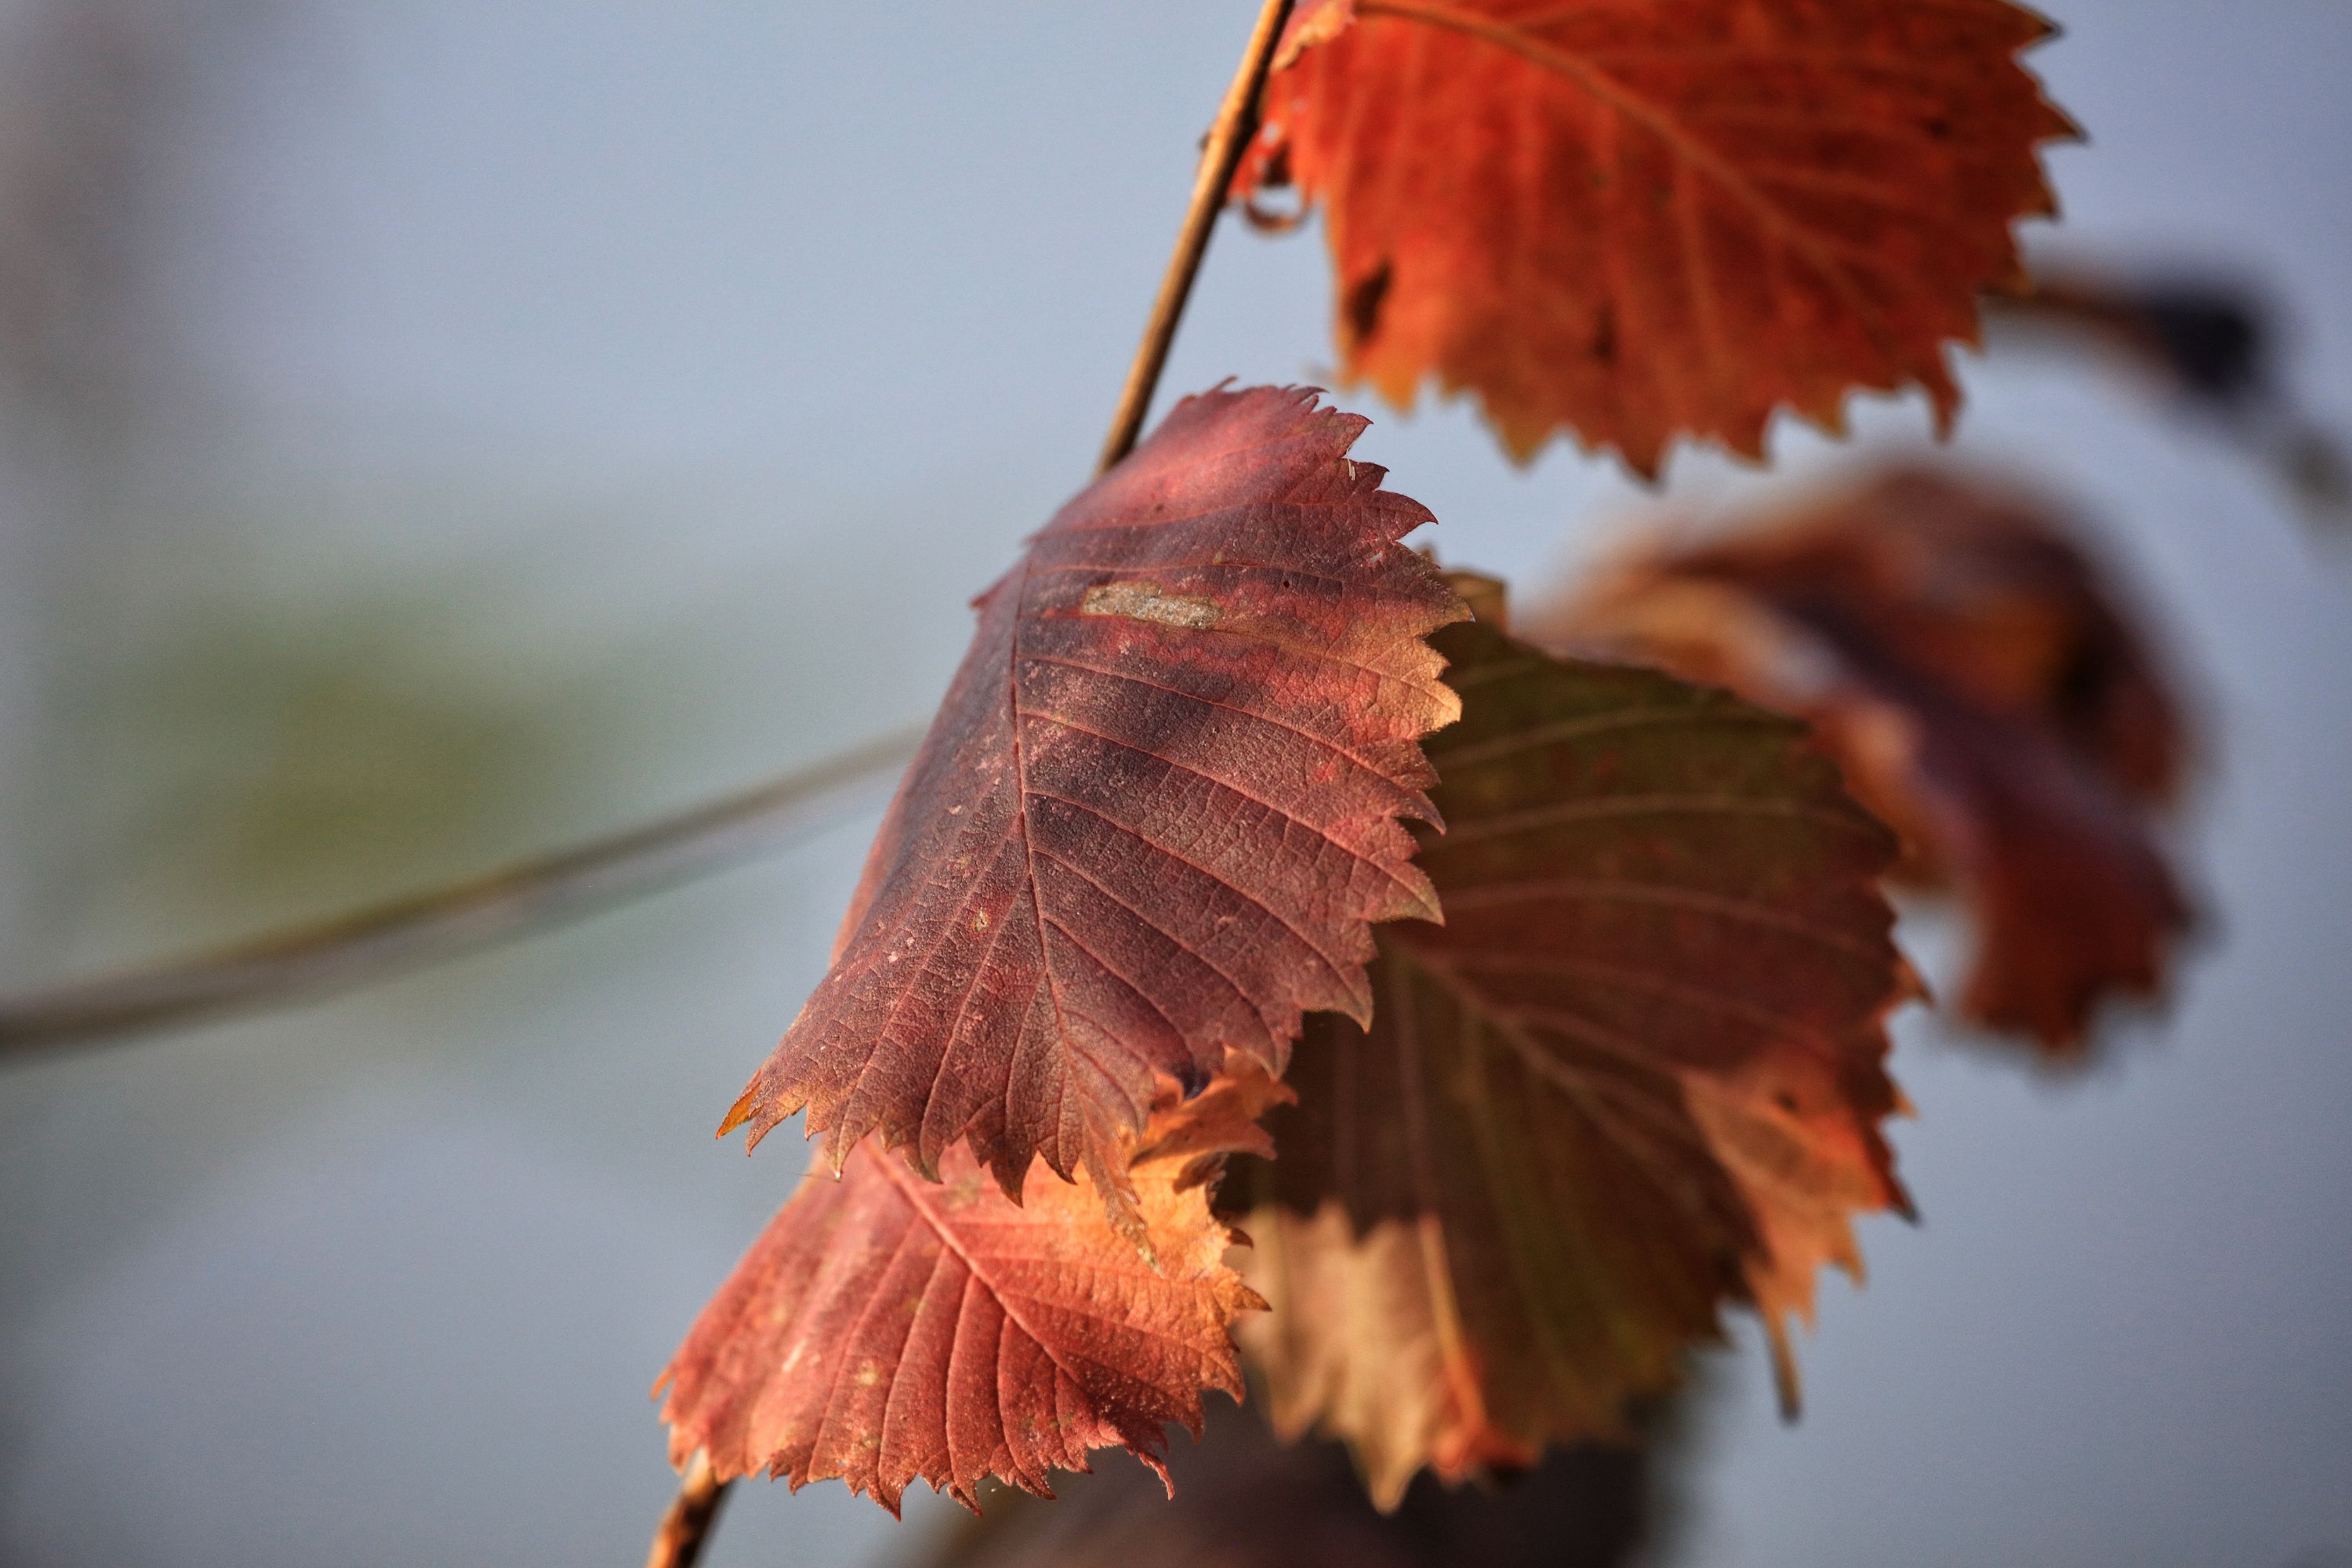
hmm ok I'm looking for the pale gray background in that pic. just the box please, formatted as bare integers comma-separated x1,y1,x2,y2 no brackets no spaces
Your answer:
1,3,2347,1565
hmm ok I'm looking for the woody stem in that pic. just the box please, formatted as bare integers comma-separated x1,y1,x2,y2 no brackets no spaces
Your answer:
644,1454,729,1568
1095,0,1298,474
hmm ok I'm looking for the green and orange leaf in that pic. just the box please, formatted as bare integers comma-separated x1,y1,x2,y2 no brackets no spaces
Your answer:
1232,604,1913,1504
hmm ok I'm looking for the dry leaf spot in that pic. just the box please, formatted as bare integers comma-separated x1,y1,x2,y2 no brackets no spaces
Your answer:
1080,580,1227,631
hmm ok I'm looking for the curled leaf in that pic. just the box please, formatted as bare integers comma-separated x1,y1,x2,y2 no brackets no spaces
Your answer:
1234,610,1912,1505
660,1073,1287,1513
1539,466,2192,1054
1236,0,2072,474
724,385,1465,1206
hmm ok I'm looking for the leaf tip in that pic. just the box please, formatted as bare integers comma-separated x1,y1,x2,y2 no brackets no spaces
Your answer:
716,1087,757,1139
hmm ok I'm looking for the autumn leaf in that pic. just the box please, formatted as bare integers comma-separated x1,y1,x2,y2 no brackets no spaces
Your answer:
1236,0,2073,474
659,1069,1290,1513
721,385,1465,1210
1537,466,2191,1054
1232,604,1912,1505
918,1399,1658,1568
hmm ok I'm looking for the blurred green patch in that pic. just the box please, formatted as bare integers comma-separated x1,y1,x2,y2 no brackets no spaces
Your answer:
51,528,622,963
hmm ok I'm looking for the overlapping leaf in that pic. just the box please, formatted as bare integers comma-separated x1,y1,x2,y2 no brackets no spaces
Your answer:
723,386,1465,1205
1235,0,2072,473
1232,608,1912,1505
920,1400,1657,1568
1541,466,2192,1054
660,1072,1287,1512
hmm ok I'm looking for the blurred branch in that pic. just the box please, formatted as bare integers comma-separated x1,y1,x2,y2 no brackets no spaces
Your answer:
1990,265,2349,522
645,1454,730,1568
0,724,921,1055
1095,0,1296,474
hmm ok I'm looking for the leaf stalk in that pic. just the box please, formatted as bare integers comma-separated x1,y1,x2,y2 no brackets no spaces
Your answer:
646,1454,729,1568
1094,0,1298,474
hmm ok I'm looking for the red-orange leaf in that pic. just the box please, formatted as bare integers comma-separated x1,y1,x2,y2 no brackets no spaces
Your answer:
1540,466,2191,1054
722,386,1465,1204
1233,604,1911,1504
1236,0,2073,474
659,1073,1287,1512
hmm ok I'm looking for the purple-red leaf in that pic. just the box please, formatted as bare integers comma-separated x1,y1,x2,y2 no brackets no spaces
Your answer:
721,386,1464,1203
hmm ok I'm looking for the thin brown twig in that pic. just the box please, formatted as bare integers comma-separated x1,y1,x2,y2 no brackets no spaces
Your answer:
0,724,922,1055
1094,0,1298,474
646,1454,731,1568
